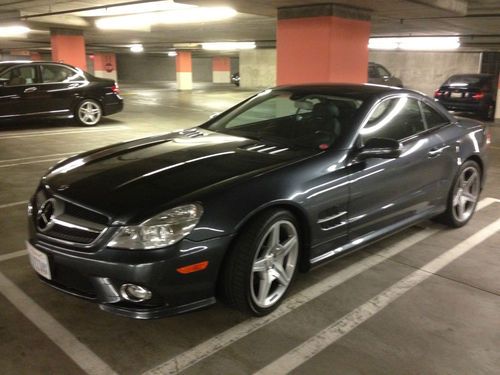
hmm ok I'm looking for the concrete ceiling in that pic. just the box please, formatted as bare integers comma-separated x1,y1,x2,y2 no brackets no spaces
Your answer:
1,0,499,54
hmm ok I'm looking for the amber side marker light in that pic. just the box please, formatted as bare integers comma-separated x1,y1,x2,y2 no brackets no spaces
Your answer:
177,261,209,274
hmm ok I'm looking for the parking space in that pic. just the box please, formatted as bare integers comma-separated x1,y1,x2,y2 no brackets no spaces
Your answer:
0,86,499,374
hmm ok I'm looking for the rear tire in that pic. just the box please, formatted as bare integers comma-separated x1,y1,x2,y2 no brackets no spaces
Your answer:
75,99,102,126
222,209,300,316
437,160,481,228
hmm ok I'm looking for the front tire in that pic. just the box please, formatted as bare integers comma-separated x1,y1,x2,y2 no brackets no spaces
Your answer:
75,99,102,126
438,160,481,227
223,209,300,316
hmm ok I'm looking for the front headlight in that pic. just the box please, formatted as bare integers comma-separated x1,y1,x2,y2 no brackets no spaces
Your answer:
107,204,203,250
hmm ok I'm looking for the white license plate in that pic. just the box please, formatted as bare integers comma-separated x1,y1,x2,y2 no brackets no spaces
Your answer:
27,242,52,280
450,92,462,98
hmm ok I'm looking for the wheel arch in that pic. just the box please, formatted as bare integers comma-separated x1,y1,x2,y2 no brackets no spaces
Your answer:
216,201,313,296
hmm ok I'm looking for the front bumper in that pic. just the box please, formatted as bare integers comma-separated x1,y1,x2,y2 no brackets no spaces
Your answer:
28,233,233,319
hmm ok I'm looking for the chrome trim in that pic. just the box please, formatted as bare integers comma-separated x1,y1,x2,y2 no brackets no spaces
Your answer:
36,227,110,249
317,211,347,224
51,217,102,233
0,109,70,119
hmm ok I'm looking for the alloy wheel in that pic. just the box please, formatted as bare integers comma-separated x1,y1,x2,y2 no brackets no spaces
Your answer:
78,100,102,126
250,220,299,308
452,165,480,223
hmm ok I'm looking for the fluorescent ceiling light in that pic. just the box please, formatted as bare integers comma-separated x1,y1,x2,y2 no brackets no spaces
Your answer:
167,51,178,57
0,25,30,37
77,0,194,17
95,6,237,30
368,38,398,50
369,37,460,51
130,44,144,53
202,42,256,51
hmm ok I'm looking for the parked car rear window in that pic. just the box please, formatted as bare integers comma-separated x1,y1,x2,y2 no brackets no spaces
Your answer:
443,75,493,88
41,65,85,83
420,102,449,129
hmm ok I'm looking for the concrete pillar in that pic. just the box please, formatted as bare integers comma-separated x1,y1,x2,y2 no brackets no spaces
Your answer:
277,4,371,85
212,56,231,83
176,51,192,90
495,76,500,120
50,28,87,71
93,52,117,82
240,49,276,89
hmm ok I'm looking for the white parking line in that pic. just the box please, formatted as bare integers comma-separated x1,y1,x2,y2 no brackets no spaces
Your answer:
0,151,81,163
0,250,27,263
0,158,70,168
0,271,118,375
255,218,500,375
0,201,27,209
143,197,498,375
0,126,128,140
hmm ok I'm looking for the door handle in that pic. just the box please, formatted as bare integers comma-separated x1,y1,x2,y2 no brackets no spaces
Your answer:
24,87,37,93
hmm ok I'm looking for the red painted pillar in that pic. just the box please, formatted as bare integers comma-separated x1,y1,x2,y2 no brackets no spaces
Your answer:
176,51,192,90
50,29,87,71
30,52,42,61
93,52,117,82
212,56,231,83
277,4,371,85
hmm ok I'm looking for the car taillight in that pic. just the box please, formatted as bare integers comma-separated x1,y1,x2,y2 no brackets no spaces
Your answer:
472,91,484,100
112,83,120,94
434,89,442,98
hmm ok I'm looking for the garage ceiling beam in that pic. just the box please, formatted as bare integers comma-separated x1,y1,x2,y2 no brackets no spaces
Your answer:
407,0,468,15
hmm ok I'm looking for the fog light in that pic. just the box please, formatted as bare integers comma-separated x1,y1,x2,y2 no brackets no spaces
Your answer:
120,284,152,302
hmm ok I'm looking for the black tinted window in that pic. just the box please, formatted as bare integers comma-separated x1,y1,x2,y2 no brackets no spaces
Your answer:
0,66,37,86
361,97,425,142
41,65,84,83
443,74,494,89
420,102,449,129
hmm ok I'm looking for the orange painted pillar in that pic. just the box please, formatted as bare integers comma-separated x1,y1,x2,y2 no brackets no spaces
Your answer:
277,4,371,85
212,56,231,83
30,52,42,61
176,51,192,90
94,52,117,82
50,29,87,71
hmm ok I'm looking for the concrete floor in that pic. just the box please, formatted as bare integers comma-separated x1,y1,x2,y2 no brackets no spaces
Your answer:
0,83,499,375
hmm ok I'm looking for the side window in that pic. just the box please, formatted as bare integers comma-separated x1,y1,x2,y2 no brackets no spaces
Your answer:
361,97,425,142
41,65,84,83
376,65,391,78
368,65,379,79
420,102,449,129
0,66,37,86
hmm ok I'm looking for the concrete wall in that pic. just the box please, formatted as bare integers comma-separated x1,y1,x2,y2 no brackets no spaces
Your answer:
369,51,481,96
240,49,276,89
116,54,219,83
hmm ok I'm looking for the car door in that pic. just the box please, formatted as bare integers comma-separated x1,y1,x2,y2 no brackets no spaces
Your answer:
38,64,88,115
0,65,42,118
347,95,448,241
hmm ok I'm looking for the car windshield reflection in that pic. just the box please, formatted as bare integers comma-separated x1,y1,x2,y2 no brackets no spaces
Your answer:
204,90,363,149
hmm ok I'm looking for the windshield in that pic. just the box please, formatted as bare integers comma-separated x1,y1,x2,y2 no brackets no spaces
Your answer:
204,90,363,149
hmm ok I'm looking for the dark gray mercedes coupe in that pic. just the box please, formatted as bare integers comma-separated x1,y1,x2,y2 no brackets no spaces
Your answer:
27,84,489,318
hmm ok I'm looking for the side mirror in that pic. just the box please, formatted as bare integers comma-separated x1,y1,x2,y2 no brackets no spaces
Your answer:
356,137,402,160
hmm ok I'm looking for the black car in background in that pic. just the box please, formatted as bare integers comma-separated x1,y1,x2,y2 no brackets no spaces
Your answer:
0,61,123,126
368,62,403,87
434,74,497,120
27,84,488,319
